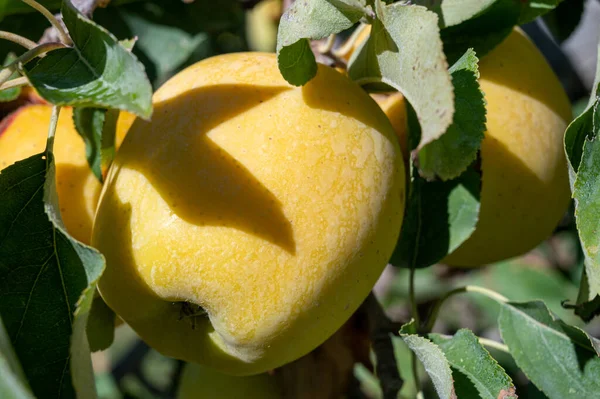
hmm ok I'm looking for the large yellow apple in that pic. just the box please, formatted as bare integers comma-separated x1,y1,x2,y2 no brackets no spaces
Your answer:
92,52,405,375
442,28,572,266
0,105,134,244
177,363,281,399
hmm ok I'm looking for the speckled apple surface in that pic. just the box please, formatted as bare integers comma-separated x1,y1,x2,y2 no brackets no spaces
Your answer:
93,52,405,375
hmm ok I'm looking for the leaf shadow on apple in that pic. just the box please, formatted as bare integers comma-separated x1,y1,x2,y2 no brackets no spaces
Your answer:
443,135,569,266
111,83,296,254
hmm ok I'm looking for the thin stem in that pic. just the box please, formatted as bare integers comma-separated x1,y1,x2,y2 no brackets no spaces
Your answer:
20,0,72,45
409,267,419,328
425,285,509,332
478,337,510,354
408,268,422,397
0,66,16,87
433,334,510,354
46,106,61,155
0,31,37,50
0,41,65,89
1,41,66,73
0,76,28,91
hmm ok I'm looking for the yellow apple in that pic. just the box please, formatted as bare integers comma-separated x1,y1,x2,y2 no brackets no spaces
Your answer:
341,26,571,267
177,363,281,399
443,28,572,266
245,0,281,53
0,105,134,244
93,52,405,375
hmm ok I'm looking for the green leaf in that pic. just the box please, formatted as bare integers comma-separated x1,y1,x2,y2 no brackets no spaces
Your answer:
412,0,498,27
564,102,598,181
430,0,563,63
542,0,585,43
418,49,485,180
390,165,481,269
400,325,455,399
498,301,600,398
0,318,34,399
73,107,105,182
119,38,137,52
86,294,116,352
0,149,104,398
429,329,516,399
573,132,600,299
566,38,600,299
277,40,317,87
276,0,364,86
72,107,120,183
0,356,34,399
0,53,20,102
23,0,152,118
567,269,600,322
414,0,562,29
349,2,454,151
120,11,208,85
518,0,562,24
439,0,519,64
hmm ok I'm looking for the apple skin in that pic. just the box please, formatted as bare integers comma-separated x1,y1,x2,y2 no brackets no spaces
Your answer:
177,363,281,399
442,28,572,267
0,105,134,244
93,52,405,375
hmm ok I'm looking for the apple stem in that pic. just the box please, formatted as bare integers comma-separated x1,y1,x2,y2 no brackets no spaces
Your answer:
0,67,17,88
434,334,510,354
45,106,61,156
0,41,68,90
20,0,72,46
0,76,29,91
423,285,509,333
0,31,37,50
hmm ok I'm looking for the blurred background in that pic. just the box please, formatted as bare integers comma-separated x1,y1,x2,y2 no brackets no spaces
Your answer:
1,0,599,397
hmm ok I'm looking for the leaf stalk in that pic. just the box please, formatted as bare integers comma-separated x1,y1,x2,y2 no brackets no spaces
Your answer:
424,285,509,332
0,76,29,91
0,31,37,50
20,0,72,45
46,106,61,155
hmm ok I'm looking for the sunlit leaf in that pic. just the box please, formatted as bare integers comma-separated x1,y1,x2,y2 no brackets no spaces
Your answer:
430,329,516,398
419,49,485,180
24,0,152,118
499,301,600,398
349,2,454,150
